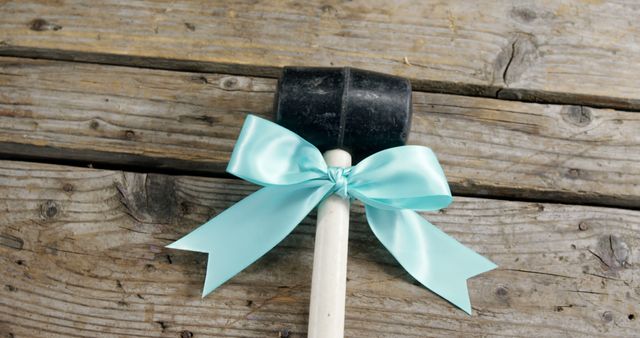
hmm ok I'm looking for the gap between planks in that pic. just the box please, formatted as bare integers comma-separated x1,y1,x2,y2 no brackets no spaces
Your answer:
0,151,636,213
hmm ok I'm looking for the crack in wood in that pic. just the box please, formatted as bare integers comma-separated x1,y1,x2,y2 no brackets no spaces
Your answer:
0,233,24,250
502,40,517,86
502,268,576,279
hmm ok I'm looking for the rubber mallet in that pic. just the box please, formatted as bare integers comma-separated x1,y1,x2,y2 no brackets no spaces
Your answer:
275,67,412,338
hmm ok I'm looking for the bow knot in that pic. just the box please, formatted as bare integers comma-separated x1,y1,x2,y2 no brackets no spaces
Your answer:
167,115,496,314
327,166,351,198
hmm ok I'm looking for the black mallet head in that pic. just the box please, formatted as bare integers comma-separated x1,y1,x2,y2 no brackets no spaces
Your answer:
274,67,412,163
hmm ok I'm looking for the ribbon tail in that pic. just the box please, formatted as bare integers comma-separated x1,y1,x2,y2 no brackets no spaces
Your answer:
168,181,333,297
365,206,497,314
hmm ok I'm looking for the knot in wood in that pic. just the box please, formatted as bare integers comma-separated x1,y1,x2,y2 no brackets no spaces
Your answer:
40,200,59,219
29,18,62,31
563,106,592,127
221,77,239,89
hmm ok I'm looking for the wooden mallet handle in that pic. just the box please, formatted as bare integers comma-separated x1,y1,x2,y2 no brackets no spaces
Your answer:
308,149,352,337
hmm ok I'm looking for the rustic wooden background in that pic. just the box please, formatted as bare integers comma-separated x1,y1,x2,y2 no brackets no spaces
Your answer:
0,1,638,337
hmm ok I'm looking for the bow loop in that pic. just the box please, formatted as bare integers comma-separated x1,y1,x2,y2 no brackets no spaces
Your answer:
226,115,327,187
348,146,453,211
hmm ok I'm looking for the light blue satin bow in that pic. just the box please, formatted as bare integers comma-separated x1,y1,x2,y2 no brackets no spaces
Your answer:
167,114,496,314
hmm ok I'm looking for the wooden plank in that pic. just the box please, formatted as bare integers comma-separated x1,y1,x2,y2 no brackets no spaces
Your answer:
1,1,640,110
1,57,639,208
0,160,638,337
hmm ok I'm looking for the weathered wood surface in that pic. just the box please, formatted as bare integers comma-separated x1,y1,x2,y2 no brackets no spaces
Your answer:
0,160,638,337
1,57,638,208
2,1,640,110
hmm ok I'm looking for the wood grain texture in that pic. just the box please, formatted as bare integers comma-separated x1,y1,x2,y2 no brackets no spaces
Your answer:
0,160,638,337
1,57,638,208
1,0,640,110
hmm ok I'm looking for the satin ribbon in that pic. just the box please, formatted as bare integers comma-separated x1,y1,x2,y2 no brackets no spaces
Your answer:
167,114,496,314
